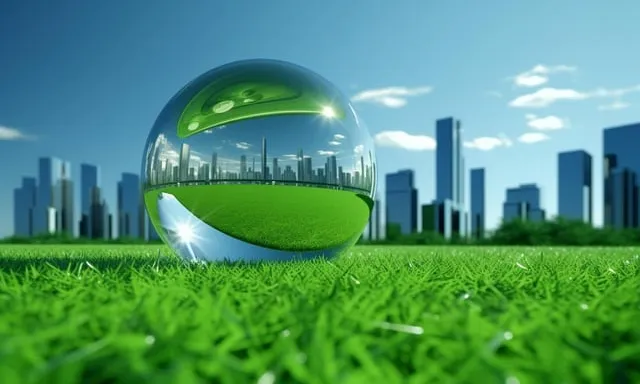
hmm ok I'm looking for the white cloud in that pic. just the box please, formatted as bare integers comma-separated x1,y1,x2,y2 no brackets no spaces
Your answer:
598,100,630,111
282,154,298,160
317,150,336,156
351,86,433,108
333,134,345,140
464,134,513,151
509,88,588,108
0,125,32,140
235,142,251,150
517,132,550,144
509,84,640,108
592,85,640,98
512,64,576,88
353,144,364,154
525,114,567,130
328,140,341,146
374,130,436,151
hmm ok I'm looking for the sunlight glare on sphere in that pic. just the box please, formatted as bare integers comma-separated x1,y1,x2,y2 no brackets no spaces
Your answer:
141,59,377,263
176,223,194,244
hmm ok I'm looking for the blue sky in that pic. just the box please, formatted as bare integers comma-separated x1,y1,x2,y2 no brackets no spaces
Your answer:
1,0,639,237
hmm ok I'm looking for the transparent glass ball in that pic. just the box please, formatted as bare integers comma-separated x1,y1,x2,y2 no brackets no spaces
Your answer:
142,59,377,262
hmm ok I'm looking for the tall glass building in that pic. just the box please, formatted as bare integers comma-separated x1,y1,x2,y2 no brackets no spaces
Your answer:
502,183,545,222
557,150,592,223
385,170,417,236
118,173,144,239
80,164,98,237
13,177,37,237
436,117,464,204
32,157,74,235
470,168,486,238
80,163,110,239
433,117,466,238
603,123,640,229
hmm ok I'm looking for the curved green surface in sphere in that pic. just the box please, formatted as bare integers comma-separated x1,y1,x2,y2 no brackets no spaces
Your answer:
177,63,345,139
144,184,372,252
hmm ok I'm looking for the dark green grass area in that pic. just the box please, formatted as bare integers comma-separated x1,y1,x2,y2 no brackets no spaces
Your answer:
144,184,371,251
1,246,639,383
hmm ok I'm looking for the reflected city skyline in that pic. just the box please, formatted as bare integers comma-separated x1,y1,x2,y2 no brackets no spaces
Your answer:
143,110,377,197
145,135,375,194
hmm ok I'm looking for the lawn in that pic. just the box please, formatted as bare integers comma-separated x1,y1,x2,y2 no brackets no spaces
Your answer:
0,245,639,383
144,184,372,251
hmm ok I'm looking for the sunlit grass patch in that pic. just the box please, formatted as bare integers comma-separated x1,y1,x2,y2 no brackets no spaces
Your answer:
0,245,638,383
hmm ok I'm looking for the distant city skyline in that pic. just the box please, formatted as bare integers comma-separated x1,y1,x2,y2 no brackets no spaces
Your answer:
146,136,374,194
2,1,640,237
143,111,376,194
9,120,640,241
377,120,640,240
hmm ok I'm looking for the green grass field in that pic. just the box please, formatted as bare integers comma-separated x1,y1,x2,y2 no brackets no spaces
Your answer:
144,184,372,251
1,245,639,384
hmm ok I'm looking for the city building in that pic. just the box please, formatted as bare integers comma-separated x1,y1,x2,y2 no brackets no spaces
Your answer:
117,173,144,239
603,123,640,229
261,137,268,181
32,157,74,236
470,168,486,238
385,170,418,236
421,203,436,232
557,150,593,223
13,177,37,237
79,163,110,239
211,152,218,180
502,183,546,223
179,143,191,181
240,154,247,179
431,117,466,238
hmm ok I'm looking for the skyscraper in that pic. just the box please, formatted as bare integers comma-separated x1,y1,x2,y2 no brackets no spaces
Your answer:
603,123,640,229
179,143,191,181
303,157,312,182
13,177,37,237
117,173,144,239
80,163,98,237
90,187,110,240
272,157,280,181
433,117,466,238
385,170,418,236
470,168,485,238
32,157,74,236
261,137,267,181
240,155,247,179
502,183,545,223
436,117,463,204
328,155,338,185
200,163,211,181
79,164,110,239
211,152,218,180
297,149,304,182
557,150,592,223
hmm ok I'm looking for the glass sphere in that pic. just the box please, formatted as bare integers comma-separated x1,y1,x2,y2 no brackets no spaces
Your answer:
142,59,377,262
